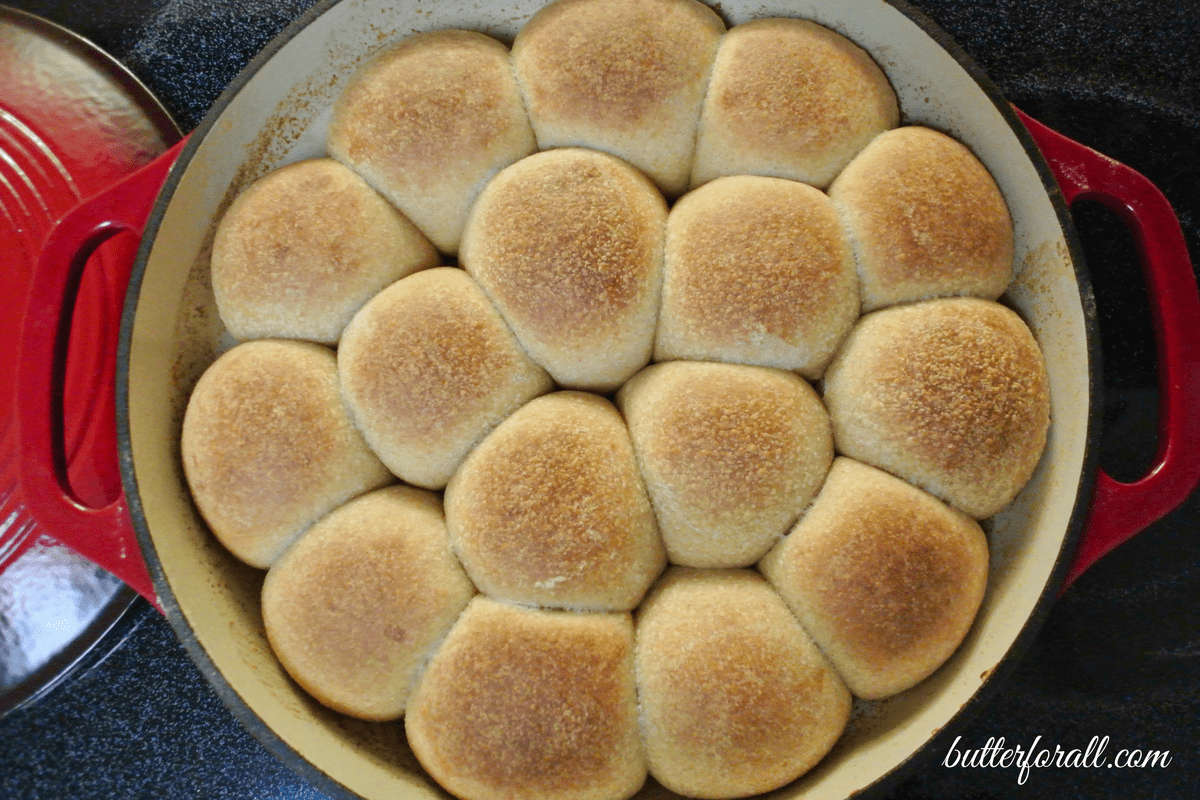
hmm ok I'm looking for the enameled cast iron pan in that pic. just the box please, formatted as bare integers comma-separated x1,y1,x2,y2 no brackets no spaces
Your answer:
16,0,1200,798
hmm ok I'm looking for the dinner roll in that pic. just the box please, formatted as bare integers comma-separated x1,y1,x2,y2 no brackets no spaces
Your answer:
690,17,898,190
337,267,553,489
512,0,724,197
406,597,645,800
617,362,832,568
635,567,851,798
326,30,536,253
655,175,859,378
828,126,1014,312
445,392,664,611
822,297,1050,518
181,340,392,568
460,148,668,391
210,158,438,345
759,458,989,700
261,486,473,721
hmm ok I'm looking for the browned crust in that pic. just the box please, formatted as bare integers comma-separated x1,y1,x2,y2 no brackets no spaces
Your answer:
828,126,1014,311
180,339,391,568
822,297,1050,518
759,458,989,699
444,392,664,611
261,486,474,721
634,568,851,797
406,598,645,800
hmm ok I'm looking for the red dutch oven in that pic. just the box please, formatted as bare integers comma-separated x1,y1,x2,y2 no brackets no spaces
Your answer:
12,0,1200,798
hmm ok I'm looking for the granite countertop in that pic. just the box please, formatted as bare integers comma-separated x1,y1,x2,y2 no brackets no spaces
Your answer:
1,1,1197,798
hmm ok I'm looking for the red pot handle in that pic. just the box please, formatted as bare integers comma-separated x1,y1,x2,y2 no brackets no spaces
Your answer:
1014,108,1200,591
17,137,189,611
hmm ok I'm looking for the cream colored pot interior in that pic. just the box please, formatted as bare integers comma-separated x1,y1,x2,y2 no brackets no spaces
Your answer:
123,0,1092,798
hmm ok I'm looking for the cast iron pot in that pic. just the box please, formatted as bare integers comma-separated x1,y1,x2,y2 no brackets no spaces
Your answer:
16,0,1200,798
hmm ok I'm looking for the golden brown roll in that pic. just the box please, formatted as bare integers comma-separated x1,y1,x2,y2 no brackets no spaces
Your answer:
822,297,1050,518
617,361,832,568
827,126,1014,312
635,567,852,798
406,597,646,800
261,486,474,721
759,458,990,700
445,392,664,611
690,17,898,190
460,148,668,392
326,30,536,254
180,339,392,568
337,267,553,489
511,0,724,197
210,158,438,345
655,175,859,378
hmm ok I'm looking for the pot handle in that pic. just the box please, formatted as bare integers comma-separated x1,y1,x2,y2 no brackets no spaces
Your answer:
1015,108,1200,591
17,138,189,611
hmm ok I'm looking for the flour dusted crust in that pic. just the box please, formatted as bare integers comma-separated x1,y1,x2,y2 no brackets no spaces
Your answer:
760,458,989,700
655,175,859,377
406,598,646,800
326,30,536,253
828,126,1014,311
190,5,1053,798
337,267,553,489
210,158,438,345
512,0,725,197
636,568,851,798
822,297,1051,519
261,486,474,721
445,392,664,611
691,17,899,189
181,339,392,568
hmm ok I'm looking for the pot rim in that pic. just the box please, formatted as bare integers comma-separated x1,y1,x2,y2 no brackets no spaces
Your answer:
114,1,1103,797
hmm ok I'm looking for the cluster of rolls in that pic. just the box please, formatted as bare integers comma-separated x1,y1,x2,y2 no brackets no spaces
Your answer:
180,1,1051,799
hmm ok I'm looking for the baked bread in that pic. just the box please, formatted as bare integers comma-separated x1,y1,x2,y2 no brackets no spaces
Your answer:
445,392,665,611
635,567,851,798
822,297,1050,518
828,126,1014,312
326,30,536,253
337,267,554,489
180,339,392,568
690,17,898,190
511,0,725,197
759,458,990,700
406,597,646,800
210,158,438,345
460,148,668,391
261,486,474,721
654,174,859,378
617,361,832,568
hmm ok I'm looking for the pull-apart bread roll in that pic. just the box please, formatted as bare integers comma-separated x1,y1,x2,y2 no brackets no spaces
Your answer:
338,267,553,489
635,568,851,798
445,392,665,611
512,0,724,197
760,458,989,700
210,158,438,345
655,175,859,378
407,598,646,800
326,30,536,253
822,297,1050,519
181,340,392,568
460,148,668,391
828,126,1014,312
618,362,833,568
690,18,898,190
261,486,473,721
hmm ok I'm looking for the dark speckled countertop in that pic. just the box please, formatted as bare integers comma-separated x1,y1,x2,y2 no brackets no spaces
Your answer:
1,1,1198,798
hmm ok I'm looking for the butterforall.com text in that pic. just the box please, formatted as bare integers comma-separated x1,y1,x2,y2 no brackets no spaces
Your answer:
943,735,1172,785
